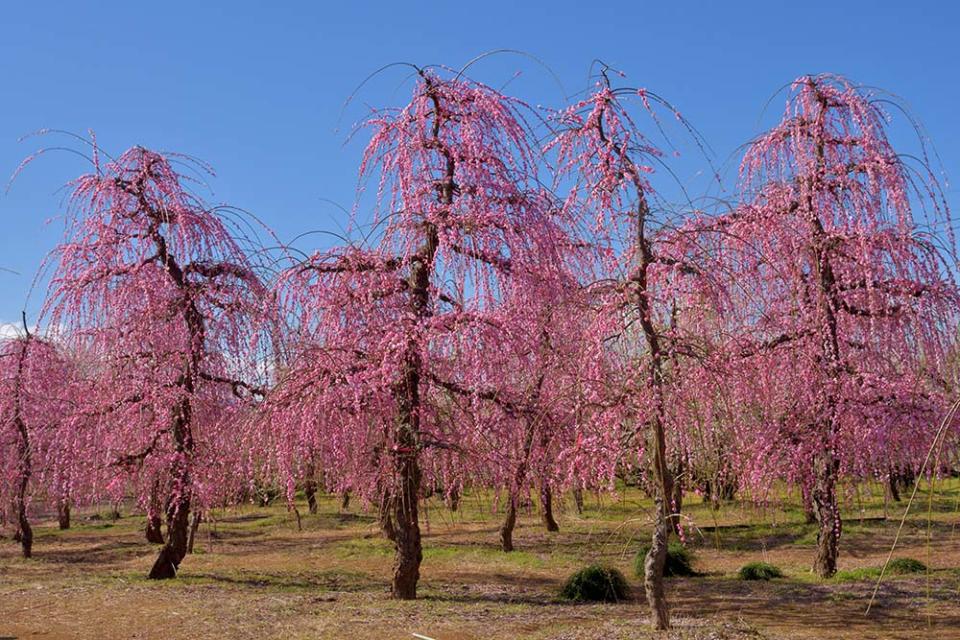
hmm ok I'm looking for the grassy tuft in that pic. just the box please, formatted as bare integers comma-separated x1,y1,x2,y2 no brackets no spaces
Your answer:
634,540,696,577
559,564,630,602
738,561,783,581
887,557,927,574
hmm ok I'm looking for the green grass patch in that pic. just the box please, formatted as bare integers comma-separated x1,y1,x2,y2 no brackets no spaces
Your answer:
833,558,927,582
887,557,926,574
332,536,393,558
833,566,882,582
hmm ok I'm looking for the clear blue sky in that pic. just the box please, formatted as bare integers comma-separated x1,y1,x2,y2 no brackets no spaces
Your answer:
1,0,956,327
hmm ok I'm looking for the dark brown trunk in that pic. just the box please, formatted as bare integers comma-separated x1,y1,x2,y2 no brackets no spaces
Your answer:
669,465,684,537
148,393,193,579
12,337,34,559
812,451,841,578
718,475,737,501
445,486,460,512
802,484,817,524
146,511,165,544
573,487,584,514
540,484,559,532
57,499,70,530
391,450,421,599
500,497,517,552
305,479,318,514
187,511,202,554
149,490,190,579
888,471,901,502
340,491,351,511
700,477,712,504
379,490,397,542
16,505,32,559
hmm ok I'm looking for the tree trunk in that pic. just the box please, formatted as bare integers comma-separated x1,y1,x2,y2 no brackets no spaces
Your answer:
800,483,817,524
12,338,33,559
304,479,318,515
149,491,190,579
645,467,674,629
500,497,518,552
146,483,165,543
644,413,675,631
540,484,559,532
340,491,351,511
379,490,397,542
57,499,71,530
16,502,32,559
187,511,202,554
573,487,584,514
391,452,421,599
644,504,670,630
669,465,684,537
146,511,165,544
700,477,712,504
148,393,193,579
718,475,737,501
811,451,841,578
445,486,460,512
888,471,901,503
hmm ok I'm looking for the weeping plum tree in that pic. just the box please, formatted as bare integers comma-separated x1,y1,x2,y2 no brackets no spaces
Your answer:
0,331,75,558
546,70,719,630
712,75,958,577
264,68,568,598
41,145,267,578
457,271,614,552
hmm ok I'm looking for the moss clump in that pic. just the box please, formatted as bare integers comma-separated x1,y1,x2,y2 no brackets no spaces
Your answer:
634,541,696,577
560,564,630,602
887,557,926,574
738,561,783,581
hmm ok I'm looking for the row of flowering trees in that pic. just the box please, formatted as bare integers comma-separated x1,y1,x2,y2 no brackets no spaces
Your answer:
2,69,957,630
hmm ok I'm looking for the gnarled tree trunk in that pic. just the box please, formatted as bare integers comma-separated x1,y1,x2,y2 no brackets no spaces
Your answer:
645,414,675,630
304,479,318,515
187,511,202,554
499,498,518,552
540,484,559,532
12,337,34,559
390,445,422,599
15,500,32,559
379,489,397,542
669,462,684,537
145,480,165,542
644,500,670,630
148,392,194,580
149,490,190,579
445,486,460,512
57,498,71,530
573,487,584,514
811,450,841,578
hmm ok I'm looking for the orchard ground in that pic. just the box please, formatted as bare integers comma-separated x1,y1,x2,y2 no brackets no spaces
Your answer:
2,481,959,640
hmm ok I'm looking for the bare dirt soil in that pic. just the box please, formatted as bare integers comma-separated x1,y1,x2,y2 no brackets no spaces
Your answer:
1,483,958,639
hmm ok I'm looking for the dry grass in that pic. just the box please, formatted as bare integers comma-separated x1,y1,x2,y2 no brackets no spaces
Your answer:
1,480,958,639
